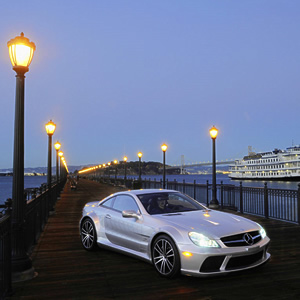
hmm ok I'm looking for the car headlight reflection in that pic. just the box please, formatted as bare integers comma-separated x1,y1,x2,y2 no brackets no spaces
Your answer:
188,232,219,248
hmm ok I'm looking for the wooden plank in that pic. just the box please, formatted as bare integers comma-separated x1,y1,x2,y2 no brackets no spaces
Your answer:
11,179,300,299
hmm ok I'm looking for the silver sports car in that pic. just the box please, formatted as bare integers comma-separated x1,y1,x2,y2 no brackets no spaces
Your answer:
79,189,270,278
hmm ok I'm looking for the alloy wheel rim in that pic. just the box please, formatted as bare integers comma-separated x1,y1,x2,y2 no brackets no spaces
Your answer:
153,239,175,275
81,220,94,248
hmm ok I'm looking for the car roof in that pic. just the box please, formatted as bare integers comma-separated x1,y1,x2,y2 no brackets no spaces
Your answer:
112,189,178,196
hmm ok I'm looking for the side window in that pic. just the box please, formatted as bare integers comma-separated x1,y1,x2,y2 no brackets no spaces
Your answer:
101,196,115,208
113,195,139,213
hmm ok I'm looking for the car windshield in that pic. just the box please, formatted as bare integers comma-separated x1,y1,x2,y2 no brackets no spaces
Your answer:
137,192,205,215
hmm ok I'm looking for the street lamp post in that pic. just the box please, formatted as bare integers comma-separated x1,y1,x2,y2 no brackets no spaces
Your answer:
58,151,64,180
209,126,219,208
54,141,61,182
45,120,56,190
61,156,65,180
45,120,56,215
138,152,143,183
123,156,128,186
8,32,36,280
161,144,168,189
107,162,111,179
114,160,118,182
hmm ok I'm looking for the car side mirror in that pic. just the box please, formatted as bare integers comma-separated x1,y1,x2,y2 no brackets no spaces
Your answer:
122,210,141,220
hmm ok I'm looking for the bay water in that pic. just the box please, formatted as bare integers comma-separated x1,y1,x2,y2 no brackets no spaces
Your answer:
1,174,299,205
0,176,47,205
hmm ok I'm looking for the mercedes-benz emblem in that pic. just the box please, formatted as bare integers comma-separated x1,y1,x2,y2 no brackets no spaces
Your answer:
243,233,254,245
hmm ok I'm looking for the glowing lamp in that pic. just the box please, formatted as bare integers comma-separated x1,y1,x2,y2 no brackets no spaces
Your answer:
58,151,64,157
54,141,61,151
45,120,56,136
114,160,118,164
138,152,143,158
7,32,36,73
123,156,128,162
209,126,218,139
161,144,168,152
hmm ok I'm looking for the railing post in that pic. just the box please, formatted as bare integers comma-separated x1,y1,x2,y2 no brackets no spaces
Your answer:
1,198,12,297
220,181,223,209
183,179,186,194
264,182,269,219
206,180,209,206
193,180,196,199
297,183,300,225
239,182,243,214
174,179,177,191
166,179,169,189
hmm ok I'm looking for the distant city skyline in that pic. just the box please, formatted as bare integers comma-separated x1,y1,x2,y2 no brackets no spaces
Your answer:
1,1,300,169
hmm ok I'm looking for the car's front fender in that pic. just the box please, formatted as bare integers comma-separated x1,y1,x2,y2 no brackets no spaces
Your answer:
80,211,101,235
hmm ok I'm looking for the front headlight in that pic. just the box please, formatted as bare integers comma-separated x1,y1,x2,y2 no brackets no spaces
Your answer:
189,232,220,248
259,226,267,239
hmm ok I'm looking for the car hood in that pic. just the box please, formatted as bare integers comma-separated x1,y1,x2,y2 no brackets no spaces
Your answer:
154,210,260,239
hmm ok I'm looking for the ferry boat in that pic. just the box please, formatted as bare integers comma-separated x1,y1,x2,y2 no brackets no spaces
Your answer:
229,146,300,181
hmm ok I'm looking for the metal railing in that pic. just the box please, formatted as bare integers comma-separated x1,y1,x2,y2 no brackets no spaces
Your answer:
0,180,66,298
89,175,299,225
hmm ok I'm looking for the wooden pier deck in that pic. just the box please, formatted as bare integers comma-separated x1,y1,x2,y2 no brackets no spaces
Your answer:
9,179,300,300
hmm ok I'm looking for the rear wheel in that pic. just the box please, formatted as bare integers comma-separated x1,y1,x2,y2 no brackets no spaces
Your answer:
80,218,97,251
152,235,180,278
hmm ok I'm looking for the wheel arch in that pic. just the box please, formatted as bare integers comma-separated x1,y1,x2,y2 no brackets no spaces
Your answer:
80,212,101,235
150,228,183,267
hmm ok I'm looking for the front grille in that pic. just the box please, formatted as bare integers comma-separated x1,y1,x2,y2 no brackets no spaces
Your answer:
221,230,261,247
200,256,226,273
226,250,264,270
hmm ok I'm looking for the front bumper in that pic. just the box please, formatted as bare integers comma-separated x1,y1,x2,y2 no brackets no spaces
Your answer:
178,237,270,277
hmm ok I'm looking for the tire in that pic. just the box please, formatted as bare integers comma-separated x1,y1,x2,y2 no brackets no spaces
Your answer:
80,218,98,251
152,235,180,278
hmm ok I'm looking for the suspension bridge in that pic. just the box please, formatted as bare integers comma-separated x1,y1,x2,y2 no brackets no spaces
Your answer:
168,155,236,173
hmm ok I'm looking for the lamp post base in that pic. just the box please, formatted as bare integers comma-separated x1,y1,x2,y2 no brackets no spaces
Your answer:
12,267,37,283
12,256,36,282
209,199,219,209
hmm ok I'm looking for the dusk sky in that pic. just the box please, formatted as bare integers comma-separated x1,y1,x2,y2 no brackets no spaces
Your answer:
1,1,300,169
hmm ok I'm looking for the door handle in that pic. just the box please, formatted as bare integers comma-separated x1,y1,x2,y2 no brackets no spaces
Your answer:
105,214,111,219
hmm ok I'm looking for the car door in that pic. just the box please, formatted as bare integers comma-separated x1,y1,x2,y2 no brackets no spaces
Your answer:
104,194,143,252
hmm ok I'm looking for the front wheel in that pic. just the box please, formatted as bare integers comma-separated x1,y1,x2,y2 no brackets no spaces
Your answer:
152,235,180,278
80,218,97,251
